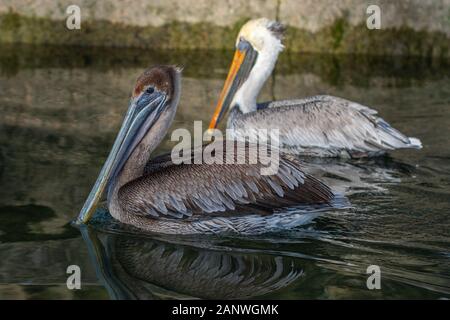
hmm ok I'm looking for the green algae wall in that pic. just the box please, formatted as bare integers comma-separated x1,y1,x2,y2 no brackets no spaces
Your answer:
0,0,449,56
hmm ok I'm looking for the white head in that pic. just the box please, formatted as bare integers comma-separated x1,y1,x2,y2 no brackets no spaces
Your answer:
236,18,285,54
208,18,285,129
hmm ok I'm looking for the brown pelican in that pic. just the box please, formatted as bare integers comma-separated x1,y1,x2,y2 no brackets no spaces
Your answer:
208,18,422,158
77,65,339,234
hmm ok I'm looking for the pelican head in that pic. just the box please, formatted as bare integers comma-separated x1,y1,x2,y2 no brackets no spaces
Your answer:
77,65,181,224
208,18,285,129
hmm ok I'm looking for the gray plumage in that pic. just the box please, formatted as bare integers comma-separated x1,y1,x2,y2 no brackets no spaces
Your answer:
228,95,422,158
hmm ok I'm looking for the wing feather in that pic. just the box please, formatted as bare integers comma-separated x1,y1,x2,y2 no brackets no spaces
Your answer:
231,95,422,157
118,143,334,219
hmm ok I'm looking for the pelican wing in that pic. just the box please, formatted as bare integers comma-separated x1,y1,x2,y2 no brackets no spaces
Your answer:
237,95,422,156
118,143,333,219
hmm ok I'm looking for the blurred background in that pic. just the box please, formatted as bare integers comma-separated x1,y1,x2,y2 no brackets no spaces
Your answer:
0,0,449,299
0,0,449,55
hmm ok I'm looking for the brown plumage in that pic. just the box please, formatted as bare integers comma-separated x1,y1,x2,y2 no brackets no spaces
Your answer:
132,65,176,98
95,65,340,235
120,141,333,219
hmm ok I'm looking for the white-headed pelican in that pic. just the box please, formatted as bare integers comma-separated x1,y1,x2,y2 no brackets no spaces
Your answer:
208,18,422,158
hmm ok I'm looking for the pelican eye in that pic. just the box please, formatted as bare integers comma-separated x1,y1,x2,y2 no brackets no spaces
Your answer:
145,86,155,95
237,38,251,51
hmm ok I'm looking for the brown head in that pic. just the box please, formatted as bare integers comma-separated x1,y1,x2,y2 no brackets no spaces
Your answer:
77,65,182,224
132,65,180,99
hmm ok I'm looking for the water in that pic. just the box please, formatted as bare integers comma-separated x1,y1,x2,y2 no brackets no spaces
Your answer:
0,44,449,299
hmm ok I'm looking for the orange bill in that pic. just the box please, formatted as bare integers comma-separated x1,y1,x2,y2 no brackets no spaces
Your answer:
208,49,246,130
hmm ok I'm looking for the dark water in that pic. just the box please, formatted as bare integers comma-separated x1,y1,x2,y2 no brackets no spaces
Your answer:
0,44,449,299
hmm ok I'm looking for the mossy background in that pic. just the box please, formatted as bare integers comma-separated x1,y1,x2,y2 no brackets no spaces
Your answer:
0,8,449,57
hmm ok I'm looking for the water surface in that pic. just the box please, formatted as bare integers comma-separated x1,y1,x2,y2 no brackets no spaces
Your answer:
0,45,449,299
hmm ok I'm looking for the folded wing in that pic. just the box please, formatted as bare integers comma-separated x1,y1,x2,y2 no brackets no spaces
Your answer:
118,143,334,219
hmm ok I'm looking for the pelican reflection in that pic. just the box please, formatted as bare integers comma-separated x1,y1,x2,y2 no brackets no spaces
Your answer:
79,225,304,299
